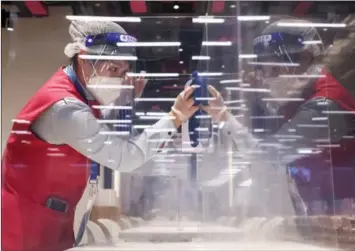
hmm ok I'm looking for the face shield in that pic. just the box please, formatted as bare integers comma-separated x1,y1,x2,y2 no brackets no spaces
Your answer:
79,32,137,105
253,32,305,78
252,32,311,113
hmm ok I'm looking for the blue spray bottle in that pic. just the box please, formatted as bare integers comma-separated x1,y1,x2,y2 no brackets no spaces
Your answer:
188,71,212,148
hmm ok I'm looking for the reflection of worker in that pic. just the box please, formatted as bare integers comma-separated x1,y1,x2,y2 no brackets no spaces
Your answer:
2,21,199,251
289,167,311,184
202,19,355,216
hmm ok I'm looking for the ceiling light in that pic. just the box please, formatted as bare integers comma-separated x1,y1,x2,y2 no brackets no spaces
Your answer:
133,125,150,129
173,5,179,10
179,48,183,52
262,98,305,102
322,110,355,114
198,72,223,76
279,74,325,78
134,98,176,102
302,40,323,45
11,130,31,135
87,85,133,89
316,144,340,148
250,115,284,119
140,115,170,120
79,55,137,61
97,119,132,124
312,117,328,121
179,61,184,64
202,41,232,46
192,17,225,23
116,42,181,47
254,128,265,132
147,112,167,116
248,61,300,67
220,79,242,84
66,15,141,23
297,148,315,154
195,114,212,119
237,16,270,21
195,97,216,102
99,131,130,136
226,87,271,93
146,128,174,133
192,55,211,60
91,105,132,110
5,17,14,31
239,54,257,59
239,179,252,187
47,153,66,157
127,72,179,77
224,99,245,105
12,119,30,124
277,22,346,28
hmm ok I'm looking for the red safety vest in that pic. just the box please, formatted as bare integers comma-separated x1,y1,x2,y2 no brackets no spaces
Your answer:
2,67,100,251
291,68,355,202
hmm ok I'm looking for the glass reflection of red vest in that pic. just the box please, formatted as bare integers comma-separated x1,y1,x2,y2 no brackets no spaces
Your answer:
291,68,355,200
2,67,100,251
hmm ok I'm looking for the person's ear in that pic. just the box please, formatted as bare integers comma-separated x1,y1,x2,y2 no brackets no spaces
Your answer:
76,51,92,84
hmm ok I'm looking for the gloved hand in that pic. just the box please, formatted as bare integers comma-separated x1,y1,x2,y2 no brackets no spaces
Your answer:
134,71,148,98
116,74,147,105
201,85,228,122
169,86,199,129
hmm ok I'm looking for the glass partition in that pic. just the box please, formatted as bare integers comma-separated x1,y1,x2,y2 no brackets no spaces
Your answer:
2,1,355,251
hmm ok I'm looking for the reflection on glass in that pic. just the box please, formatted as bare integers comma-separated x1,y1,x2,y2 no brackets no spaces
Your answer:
2,1,355,250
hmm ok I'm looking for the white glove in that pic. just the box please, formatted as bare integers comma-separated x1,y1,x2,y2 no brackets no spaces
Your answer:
171,86,199,123
201,85,227,122
134,71,148,98
114,73,147,106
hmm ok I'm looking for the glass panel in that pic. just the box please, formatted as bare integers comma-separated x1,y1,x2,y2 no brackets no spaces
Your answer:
2,1,355,251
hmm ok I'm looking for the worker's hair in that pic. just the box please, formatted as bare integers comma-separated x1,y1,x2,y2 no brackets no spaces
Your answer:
70,54,79,71
322,14,355,96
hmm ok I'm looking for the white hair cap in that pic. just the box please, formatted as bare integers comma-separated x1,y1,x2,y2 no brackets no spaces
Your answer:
64,20,127,58
262,18,324,57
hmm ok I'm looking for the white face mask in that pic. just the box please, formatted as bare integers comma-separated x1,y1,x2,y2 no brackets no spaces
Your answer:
266,77,297,97
86,76,125,105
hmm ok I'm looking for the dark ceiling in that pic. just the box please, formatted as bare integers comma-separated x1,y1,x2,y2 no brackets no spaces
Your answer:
4,1,355,18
